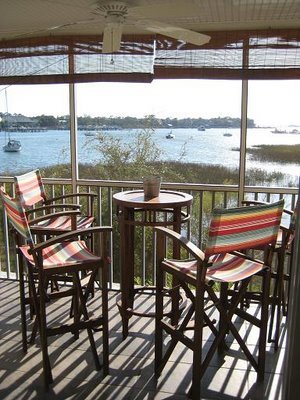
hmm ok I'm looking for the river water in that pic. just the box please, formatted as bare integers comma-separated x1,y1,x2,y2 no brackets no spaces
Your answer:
1,127,299,184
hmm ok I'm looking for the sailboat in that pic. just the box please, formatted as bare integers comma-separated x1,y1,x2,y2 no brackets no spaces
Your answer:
2,90,22,152
166,130,175,139
3,135,22,152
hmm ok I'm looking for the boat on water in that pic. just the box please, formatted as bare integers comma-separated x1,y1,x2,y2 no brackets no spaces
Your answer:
166,131,175,139
84,131,96,136
289,128,300,134
223,132,232,137
2,90,22,152
3,138,22,152
197,126,206,131
271,128,287,134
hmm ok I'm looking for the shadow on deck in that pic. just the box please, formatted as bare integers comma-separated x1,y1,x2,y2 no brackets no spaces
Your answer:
0,279,286,399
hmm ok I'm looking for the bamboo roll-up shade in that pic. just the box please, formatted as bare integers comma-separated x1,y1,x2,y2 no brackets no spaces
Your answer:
1,29,300,84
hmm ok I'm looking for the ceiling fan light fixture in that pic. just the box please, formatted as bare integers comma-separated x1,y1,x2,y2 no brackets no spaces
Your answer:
94,1,130,54
102,22,123,53
94,0,129,17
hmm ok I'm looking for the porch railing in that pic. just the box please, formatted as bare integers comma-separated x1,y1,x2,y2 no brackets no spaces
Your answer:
0,176,298,285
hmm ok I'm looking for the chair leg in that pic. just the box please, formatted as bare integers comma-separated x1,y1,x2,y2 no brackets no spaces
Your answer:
154,261,164,375
155,232,166,375
189,280,206,400
274,251,284,351
206,275,268,379
284,248,293,317
18,253,28,353
268,250,284,351
73,272,101,371
28,272,36,320
72,273,80,340
155,274,208,400
218,282,229,353
281,275,288,317
257,268,270,379
100,264,109,377
26,267,39,345
38,273,53,389
29,318,38,345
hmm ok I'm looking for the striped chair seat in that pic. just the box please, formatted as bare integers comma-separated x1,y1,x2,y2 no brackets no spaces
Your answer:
20,240,101,271
164,253,264,283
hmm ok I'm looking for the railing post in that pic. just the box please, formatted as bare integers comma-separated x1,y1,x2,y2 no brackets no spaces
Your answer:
2,207,11,279
283,179,300,400
238,39,249,205
68,52,78,192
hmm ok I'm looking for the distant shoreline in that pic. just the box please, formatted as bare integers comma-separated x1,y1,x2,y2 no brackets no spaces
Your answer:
0,113,256,131
1,128,299,186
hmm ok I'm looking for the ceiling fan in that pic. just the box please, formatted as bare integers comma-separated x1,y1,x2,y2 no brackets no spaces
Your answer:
9,0,211,53
39,0,211,53
93,0,211,53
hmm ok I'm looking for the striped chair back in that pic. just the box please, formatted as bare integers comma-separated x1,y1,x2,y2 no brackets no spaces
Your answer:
205,199,284,257
0,187,33,243
14,169,46,208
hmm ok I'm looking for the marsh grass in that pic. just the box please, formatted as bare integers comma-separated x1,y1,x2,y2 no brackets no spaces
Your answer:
235,144,300,164
43,161,287,187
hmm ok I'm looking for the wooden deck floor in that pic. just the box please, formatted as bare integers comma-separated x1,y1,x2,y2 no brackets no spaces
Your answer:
0,278,286,399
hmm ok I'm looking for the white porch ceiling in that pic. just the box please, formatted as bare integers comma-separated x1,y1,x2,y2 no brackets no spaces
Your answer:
1,0,300,42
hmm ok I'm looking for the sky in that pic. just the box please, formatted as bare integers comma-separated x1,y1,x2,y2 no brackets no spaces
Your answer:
1,79,300,127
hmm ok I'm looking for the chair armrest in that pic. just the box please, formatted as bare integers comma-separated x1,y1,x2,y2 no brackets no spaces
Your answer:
280,225,292,234
26,203,81,216
242,200,266,207
30,226,112,253
282,208,294,217
45,192,97,204
154,226,205,261
28,210,81,226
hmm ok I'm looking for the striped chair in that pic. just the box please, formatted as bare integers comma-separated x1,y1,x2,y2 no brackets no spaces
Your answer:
154,199,284,399
14,169,95,234
242,199,297,350
0,186,111,388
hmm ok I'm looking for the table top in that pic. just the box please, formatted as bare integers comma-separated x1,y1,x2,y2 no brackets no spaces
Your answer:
113,190,193,209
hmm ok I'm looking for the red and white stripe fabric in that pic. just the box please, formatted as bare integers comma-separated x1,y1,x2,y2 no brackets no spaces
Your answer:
164,252,264,283
20,240,100,269
14,169,46,207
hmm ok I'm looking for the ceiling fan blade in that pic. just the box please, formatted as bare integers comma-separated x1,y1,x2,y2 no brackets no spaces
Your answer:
102,22,123,53
136,19,211,46
7,17,101,39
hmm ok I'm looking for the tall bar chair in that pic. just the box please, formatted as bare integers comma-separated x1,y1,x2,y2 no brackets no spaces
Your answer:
14,169,96,234
15,169,98,294
0,186,111,389
242,199,296,350
154,200,284,399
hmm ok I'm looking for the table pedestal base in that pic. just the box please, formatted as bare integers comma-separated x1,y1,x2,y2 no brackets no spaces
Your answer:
116,287,187,339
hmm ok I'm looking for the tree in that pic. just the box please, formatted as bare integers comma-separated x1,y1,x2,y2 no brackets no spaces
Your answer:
83,115,166,180
37,115,58,128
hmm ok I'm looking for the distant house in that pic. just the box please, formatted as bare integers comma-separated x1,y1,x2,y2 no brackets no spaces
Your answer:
2,114,38,131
